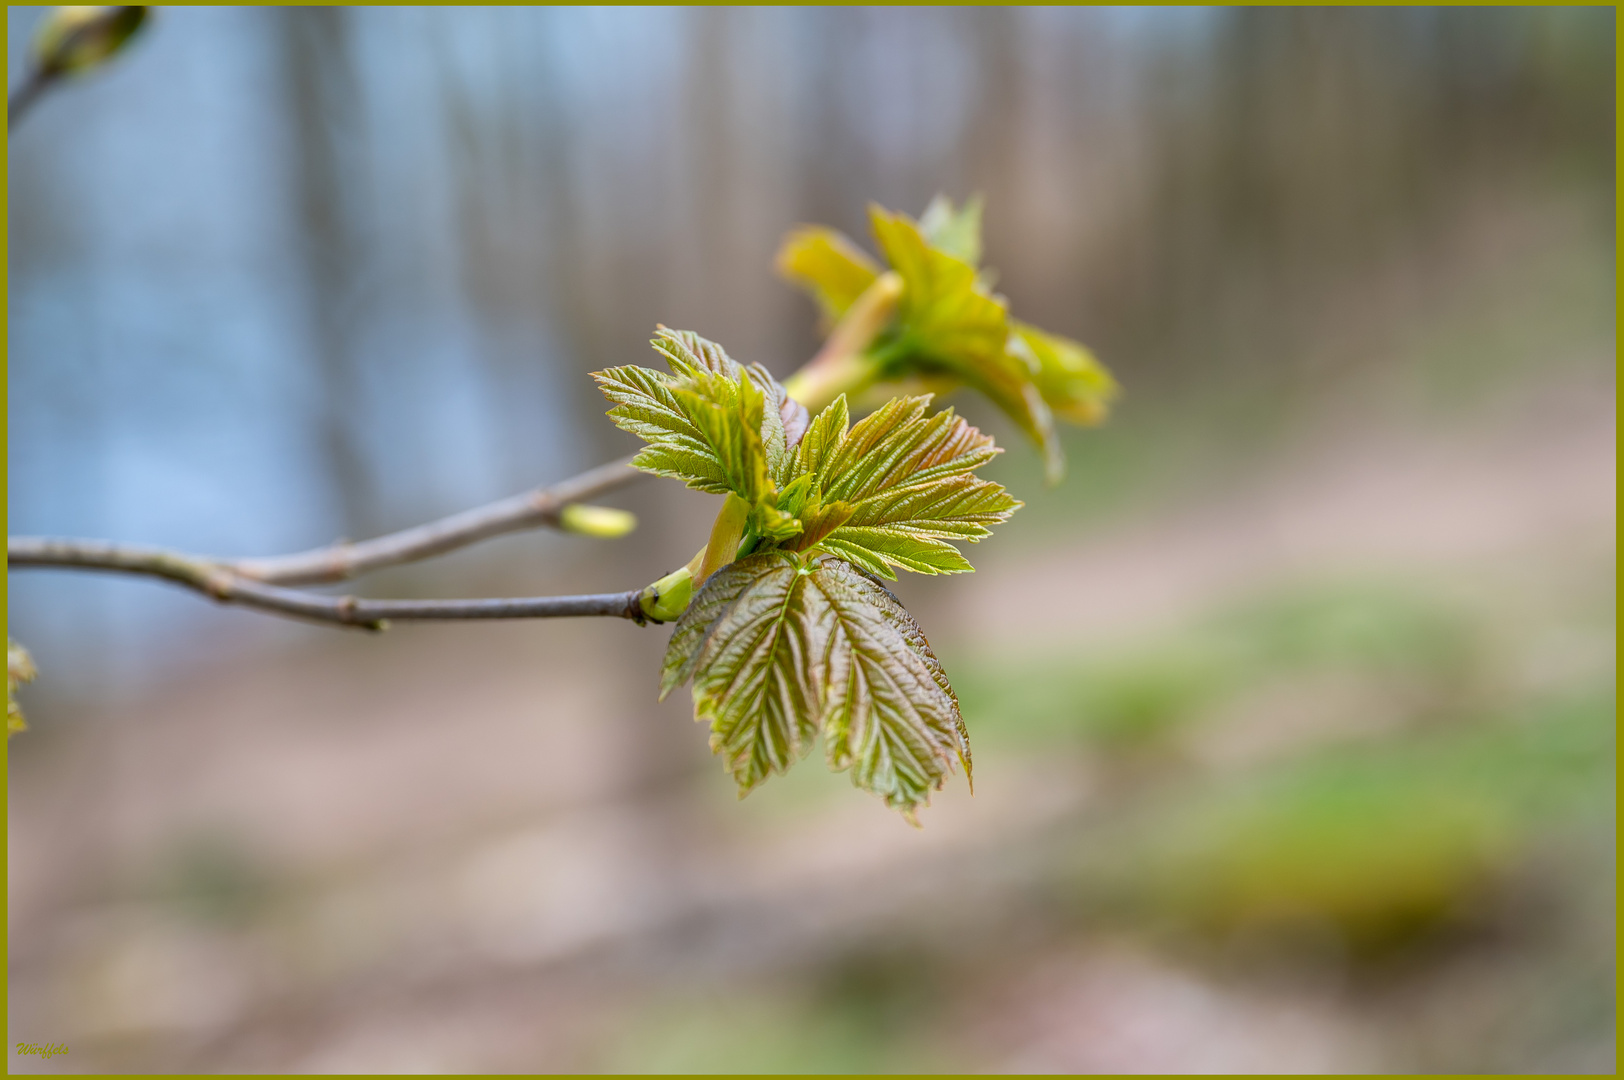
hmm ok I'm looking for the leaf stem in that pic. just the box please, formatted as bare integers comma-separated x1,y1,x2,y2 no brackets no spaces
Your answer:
782,271,903,411
696,493,750,584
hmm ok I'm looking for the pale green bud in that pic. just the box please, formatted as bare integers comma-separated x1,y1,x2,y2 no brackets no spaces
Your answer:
639,566,694,624
558,503,637,539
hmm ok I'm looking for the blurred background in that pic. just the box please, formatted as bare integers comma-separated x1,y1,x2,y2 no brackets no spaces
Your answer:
6,5,1615,1073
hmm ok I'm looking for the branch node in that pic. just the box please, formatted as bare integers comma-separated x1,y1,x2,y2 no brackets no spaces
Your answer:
527,490,562,520
201,567,234,602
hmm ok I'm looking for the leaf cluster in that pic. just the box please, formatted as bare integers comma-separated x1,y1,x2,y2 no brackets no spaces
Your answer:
597,328,1019,582
596,329,1020,816
777,196,1119,482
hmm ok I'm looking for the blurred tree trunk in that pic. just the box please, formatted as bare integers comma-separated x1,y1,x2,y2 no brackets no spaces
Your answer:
277,6,379,540
795,8,869,245
963,7,1022,260
527,10,640,468
679,6,735,335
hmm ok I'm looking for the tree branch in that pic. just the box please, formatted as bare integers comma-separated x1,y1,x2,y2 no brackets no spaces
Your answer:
228,455,642,585
7,537,648,631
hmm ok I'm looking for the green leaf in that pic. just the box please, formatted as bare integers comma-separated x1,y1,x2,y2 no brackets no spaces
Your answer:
672,372,772,505
1010,321,1119,426
595,328,796,499
784,497,856,552
775,226,882,327
8,638,37,738
813,559,971,814
773,202,1119,484
868,205,1064,483
770,471,855,551
794,393,1021,579
870,205,1007,368
660,327,798,489
594,361,733,496
788,392,849,481
917,193,984,267
661,551,968,817
859,572,973,792
660,551,825,794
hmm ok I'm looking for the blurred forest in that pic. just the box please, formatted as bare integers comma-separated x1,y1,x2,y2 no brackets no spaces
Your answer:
7,6,1616,1073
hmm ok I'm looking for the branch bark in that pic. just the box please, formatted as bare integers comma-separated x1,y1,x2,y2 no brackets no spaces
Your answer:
8,537,647,631
229,455,641,585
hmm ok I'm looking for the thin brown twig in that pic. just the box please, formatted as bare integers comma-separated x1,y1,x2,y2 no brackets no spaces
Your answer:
228,455,641,585
7,537,648,631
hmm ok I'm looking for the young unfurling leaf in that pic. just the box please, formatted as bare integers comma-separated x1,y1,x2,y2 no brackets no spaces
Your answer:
595,327,796,498
869,204,1009,371
1010,321,1119,426
801,394,1021,579
597,328,806,554
869,205,1063,482
917,192,985,268
774,226,881,329
660,550,968,818
774,197,1119,483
